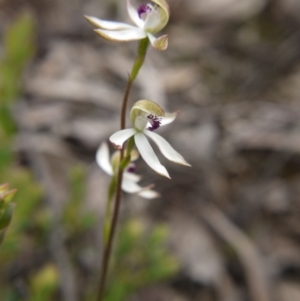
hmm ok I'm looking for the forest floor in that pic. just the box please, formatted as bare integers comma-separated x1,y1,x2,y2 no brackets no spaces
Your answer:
1,0,300,300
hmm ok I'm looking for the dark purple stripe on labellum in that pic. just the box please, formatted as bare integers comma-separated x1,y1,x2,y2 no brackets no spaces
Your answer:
127,163,136,173
138,4,152,18
147,114,161,131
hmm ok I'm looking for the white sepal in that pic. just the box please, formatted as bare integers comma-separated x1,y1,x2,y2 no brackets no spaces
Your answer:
134,132,170,178
96,142,113,175
94,28,147,42
144,131,191,166
109,128,136,149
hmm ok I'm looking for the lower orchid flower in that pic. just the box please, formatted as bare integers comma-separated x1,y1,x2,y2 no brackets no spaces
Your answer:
109,100,191,179
96,142,159,199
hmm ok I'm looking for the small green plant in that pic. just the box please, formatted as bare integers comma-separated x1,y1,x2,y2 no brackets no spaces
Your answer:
30,264,59,301
0,183,17,246
63,165,97,237
105,220,178,301
0,12,35,137
0,11,48,300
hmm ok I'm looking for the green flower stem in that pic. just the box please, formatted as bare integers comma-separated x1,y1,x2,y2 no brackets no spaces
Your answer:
103,177,117,245
120,38,149,130
120,137,135,170
97,39,149,301
130,38,149,82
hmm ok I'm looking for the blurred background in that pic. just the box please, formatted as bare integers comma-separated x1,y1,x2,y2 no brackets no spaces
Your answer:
1,0,300,300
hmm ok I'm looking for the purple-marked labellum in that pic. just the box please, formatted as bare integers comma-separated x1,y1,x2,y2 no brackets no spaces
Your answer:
110,100,190,178
127,163,137,173
147,114,161,131
138,4,152,18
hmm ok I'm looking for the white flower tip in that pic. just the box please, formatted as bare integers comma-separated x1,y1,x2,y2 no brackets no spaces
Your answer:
84,15,95,25
139,190,161,199
169,155,191,167
111,142,122,150
138,184,161,199
95,142,114,176
158,168,171,179
166,156,191,168
182,161,192,167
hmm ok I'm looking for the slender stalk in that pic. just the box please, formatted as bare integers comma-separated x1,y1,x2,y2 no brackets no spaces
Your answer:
96,38,149,301
120,79,133,130
96,166,124,301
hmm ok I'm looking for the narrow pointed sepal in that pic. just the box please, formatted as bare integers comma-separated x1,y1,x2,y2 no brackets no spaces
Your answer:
138,189,160,199
144,131,191,167
109,129,136,149
94,28,147,42
134,132,171,179
122,178,159,199
96,142,113,176
84,15,136,30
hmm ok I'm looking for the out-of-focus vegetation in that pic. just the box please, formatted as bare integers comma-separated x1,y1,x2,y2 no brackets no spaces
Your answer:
104,221,178,301
0,11,46,300
0,12,35,136
0,183,17,246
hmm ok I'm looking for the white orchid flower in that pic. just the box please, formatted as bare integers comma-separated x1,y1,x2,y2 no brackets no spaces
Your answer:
109,100,191,179
85,0,169,50
96,142,159,199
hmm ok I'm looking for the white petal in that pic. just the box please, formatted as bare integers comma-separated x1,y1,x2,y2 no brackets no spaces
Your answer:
122,178,159,199
84,16,135,30
122,178,144,193
96,142,113,176
123,171,141,182
138,189,160,199
144,131,191,166
134,133,170,178
109,128,136,149
160,111,178,126
122,178,153,194
147,33,168,50
94,28,147,42
127,0,144,28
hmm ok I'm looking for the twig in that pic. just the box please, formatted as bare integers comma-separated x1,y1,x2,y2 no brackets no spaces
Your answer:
201,204,272,301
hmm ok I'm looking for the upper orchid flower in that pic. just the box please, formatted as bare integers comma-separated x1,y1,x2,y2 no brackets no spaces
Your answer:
96,142,159,199
84,0,169,50
109,100,191,178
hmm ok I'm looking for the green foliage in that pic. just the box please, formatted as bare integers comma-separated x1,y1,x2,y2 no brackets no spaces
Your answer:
0,11,39,257
104,220,179,301
63,165,97,236
0,11,35,142
30,264,59,301
0,184,17,245
0,11,48,300
0,167,43,262
0,12,35,104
